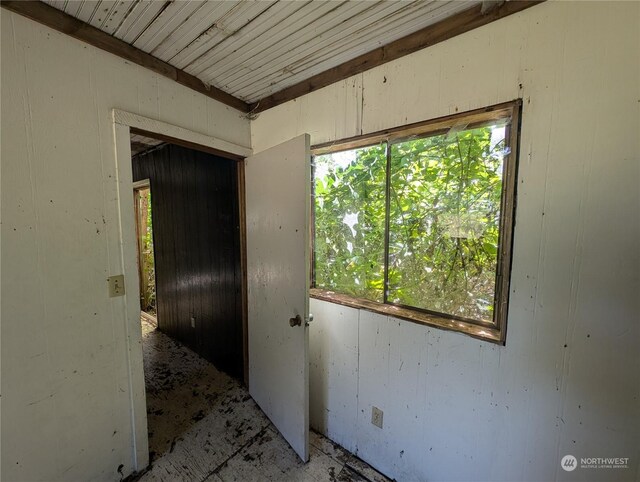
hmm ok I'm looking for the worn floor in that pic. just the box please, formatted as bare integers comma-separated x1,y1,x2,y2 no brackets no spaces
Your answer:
134,317,393,482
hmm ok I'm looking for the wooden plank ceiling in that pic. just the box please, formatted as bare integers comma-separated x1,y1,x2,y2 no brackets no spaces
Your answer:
41,0,478,105
130,132,163,155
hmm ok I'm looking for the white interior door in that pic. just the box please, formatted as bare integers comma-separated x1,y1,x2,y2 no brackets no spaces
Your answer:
245,134,310,462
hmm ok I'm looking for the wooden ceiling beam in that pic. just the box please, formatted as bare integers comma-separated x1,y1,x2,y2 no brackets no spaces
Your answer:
249,1,545,113
1,0,251,113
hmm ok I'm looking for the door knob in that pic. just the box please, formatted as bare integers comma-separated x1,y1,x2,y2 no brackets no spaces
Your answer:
289,315,302,327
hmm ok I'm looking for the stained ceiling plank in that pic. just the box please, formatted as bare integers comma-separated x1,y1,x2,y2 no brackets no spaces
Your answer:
114,0,169,44
185,0,313,79
206,0,384,89
149,1,239,61
1,0,250,113
250,0,544,112
232,0,433,96
234,0,459,101
165,0,255,68
170,1,278,71
242,1,474,101
86,0,119,30
211,0,379,88
209,0,378,89
195,1,346,86
100,0,140,36
132,0,205,53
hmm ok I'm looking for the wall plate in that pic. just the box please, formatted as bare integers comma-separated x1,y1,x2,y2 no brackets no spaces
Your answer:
108,275,125,297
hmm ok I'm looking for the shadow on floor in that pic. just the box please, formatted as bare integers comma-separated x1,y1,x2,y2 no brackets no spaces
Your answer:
129,318,393,482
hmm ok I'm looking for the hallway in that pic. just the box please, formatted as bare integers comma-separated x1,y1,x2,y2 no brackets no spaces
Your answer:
135,318,392,481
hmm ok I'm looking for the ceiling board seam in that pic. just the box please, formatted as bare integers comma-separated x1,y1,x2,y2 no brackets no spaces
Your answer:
227,1,413,96
210,0,371,90
84,0,100,25
187,0,315,79
231,0,445,99
198,0,346,83
149,1,224,58
110,0,139,37
64,0,82,17
149,1,237,62
130,0,171,46
180,0,280,73
168,1,266,68
96,1,119,30
134,0,202,53
113,0,154,40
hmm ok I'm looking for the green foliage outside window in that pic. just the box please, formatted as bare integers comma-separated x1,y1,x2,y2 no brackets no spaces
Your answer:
314,145,386,302
313,123,507,324
139,189,156,314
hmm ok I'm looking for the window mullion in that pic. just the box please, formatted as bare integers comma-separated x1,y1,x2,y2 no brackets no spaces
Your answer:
310,155,316,289
383,142,392,304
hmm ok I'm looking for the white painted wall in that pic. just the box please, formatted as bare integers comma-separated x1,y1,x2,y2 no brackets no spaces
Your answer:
1,10,250,482
254,2,640,481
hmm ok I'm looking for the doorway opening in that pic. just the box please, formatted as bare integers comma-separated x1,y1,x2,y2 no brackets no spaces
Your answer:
129,132,248,470
130,137,245,378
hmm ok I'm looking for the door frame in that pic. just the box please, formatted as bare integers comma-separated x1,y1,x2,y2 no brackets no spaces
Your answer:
111,109,252,472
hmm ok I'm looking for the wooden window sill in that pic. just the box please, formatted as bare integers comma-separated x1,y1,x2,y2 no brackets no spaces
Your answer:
310,288,504,345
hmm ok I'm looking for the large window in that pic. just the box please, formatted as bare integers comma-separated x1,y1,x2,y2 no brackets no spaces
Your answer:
311,101,520,343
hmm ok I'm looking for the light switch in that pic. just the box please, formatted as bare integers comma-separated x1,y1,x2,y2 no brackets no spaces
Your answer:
108,275,125,297
371,406,383,429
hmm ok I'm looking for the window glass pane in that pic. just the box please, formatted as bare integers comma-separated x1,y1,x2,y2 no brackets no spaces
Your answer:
314,145,387,302
388,124,507,323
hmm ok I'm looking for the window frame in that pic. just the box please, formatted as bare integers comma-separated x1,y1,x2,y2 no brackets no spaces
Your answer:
310,100,521,345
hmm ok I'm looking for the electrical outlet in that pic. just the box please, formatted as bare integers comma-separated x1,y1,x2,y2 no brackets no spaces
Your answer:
108,275,125,297
371,406,383,429
190,316,196,328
